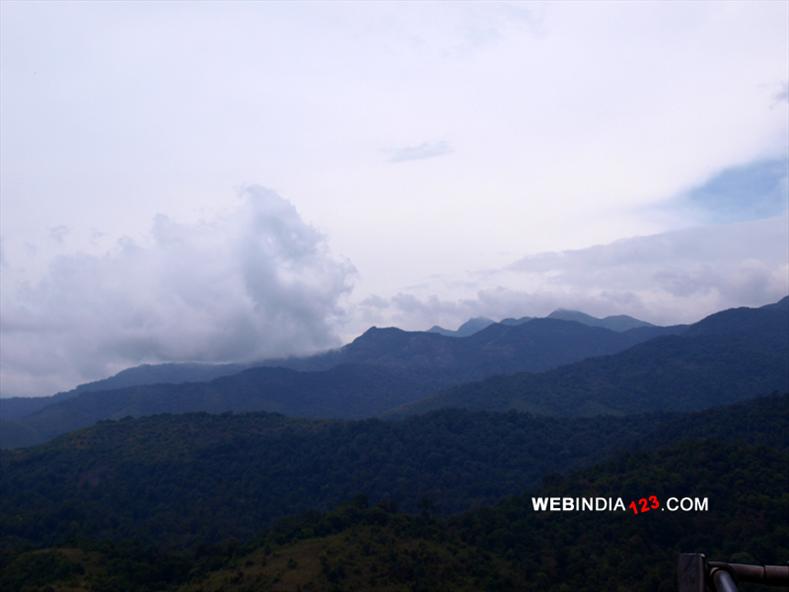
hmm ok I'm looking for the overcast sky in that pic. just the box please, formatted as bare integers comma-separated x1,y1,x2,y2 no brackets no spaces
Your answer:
1,1,787,396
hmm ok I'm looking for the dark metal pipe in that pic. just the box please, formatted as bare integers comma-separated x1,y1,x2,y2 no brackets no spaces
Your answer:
679,554,789,591
711,568,739,592
708,561,789,585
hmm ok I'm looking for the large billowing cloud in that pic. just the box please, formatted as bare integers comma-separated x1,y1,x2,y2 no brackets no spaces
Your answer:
0,187,354,396
353,216,789,333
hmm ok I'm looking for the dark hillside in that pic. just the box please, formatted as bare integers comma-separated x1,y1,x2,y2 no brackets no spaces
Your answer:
3,420,785,592
1,394,785,551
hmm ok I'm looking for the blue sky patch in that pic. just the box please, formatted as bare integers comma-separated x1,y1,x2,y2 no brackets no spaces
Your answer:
682,158,788,223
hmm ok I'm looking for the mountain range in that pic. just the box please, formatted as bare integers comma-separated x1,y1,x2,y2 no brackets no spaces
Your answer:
545,308,654,331
1,298,786,450
0,315,685,447
429,308,654,337
428,316,496,337
400,296,789,416
1,307,657,419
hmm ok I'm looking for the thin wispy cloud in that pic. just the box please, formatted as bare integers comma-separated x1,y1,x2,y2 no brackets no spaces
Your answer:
774,82,789,104
48,226,69,244
388,141,453,163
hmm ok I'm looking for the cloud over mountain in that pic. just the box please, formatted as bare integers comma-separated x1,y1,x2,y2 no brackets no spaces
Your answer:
0,187,355,396
353,216,789,333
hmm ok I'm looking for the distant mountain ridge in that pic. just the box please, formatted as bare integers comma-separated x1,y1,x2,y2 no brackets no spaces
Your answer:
400,296,789,417
0,305,659,417
1,317,679,447
0,362,254,421
428,317,495,337
6,364,450,446
3,298,784,450
547,309,654,331
429,309,653,337
332,318,677,375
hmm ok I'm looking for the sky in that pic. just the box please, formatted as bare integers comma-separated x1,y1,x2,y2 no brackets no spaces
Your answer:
1,1,788,396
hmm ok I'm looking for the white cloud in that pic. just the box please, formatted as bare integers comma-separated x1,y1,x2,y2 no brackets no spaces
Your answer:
0,187,354,396
350,216,789,333
1,2,786,300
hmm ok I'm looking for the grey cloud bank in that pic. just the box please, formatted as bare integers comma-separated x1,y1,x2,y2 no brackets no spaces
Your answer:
0,187,354,397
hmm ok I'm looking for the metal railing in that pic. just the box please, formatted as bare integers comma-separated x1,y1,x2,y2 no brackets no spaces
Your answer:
678,553,789,591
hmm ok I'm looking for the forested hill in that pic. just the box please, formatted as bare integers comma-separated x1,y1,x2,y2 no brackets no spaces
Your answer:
2,396,786,592
171,441,787,592
1,394,786,552
401,296,789,416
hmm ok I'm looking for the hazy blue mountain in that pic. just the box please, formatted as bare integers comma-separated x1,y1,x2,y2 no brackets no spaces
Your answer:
0,362,253,422
547,308,654,331
0,308,662,424
73,361,252,394
0,395,71,421
428,317,495,337
499,316,532,326
400,297,789,417
1,318,683,447
683,294,789,339
13,364,453,445
431,309,654,334
317,318,681,377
